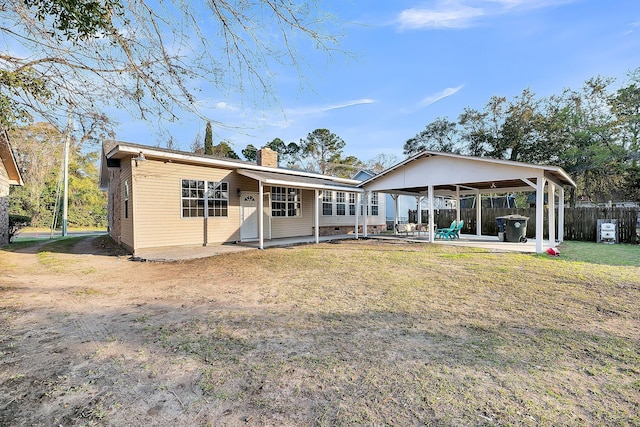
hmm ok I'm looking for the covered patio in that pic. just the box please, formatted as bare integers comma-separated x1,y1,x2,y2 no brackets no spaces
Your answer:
359,151,576,254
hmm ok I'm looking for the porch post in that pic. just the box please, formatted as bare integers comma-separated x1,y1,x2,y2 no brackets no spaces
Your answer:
417,196,423,225
363,191,369,238
548,181,556,246
455,186,461,222
258,180,264,250
314,189,320,244
558,186,565,243
428,185,435,243
355,192,360,239
535,176,546,254
475,190,482,236
393,194,399,234
203,184,208,246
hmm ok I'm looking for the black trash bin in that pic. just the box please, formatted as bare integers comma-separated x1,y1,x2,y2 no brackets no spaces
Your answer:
496,215,529,243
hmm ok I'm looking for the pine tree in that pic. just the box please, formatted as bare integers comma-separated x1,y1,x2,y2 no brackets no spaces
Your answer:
204,121,213,155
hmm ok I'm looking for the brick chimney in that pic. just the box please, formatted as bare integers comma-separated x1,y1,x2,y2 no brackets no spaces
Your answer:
256,147,278,167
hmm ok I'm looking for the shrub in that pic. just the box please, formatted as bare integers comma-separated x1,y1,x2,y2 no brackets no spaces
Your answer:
9,214,31,242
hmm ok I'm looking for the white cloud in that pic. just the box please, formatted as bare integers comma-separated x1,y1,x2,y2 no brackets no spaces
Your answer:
398,5,483,30
283,98,375,117
397,0,574,30
321,98,376,112
419,85,464,107
214,101,237,111
262,98,376,129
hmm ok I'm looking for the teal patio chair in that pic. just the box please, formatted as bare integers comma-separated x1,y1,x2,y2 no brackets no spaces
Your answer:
451,220,464,239
435,221,456,240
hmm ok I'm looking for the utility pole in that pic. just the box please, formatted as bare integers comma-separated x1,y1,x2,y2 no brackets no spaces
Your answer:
62,107,71,236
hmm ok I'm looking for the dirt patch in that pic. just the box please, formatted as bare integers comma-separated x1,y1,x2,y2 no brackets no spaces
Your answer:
1,237,639,426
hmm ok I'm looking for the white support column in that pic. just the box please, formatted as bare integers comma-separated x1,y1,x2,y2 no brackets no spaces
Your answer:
475,191,482,236
535,176,546,254
355,193,360,239
428,185,435,243
417,196,424,225
548,181,556,246
314,189,320,244
455,186,461,222
363,191,369,238
558,187,565,243
258,180,264,250
393,194,399,234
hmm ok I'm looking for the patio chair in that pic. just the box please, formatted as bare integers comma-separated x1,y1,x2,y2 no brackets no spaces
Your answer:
451,220,464,239
435,221,456,239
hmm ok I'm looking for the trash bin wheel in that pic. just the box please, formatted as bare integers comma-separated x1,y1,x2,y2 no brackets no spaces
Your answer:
520,236,527,243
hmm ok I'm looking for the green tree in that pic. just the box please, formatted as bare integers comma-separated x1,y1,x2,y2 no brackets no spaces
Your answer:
212,141,240,159
204,121,213,155
9,122,107,228
458,107,489,157
299,129,345,174
67,150,107,227
8,123,63,226
242,144,258,162
328,155,365,178
403,117,459,156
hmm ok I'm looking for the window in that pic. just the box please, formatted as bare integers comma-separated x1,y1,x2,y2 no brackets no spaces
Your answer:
124,180,129,219
336,192,346,216
207,181,229,217
360,192,379,216
181,179,228,218
272,187,301,217
349,193,356,216
371,192,379,216
322,190,333,216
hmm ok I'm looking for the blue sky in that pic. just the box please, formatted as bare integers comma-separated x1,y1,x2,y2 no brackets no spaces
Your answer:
115,0,640,162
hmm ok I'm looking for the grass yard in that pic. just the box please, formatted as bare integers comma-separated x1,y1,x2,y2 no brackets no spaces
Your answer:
0,237,638,426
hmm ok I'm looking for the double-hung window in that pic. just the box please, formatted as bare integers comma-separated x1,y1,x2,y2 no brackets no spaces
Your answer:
322,190,333,216
272,187,301,217
370,192,379,216
360,192,379,216
181,179,228,218
348,193,356,216
336,192,346,216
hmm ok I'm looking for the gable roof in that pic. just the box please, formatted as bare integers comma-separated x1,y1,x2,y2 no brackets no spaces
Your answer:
0,130,24,186
100,141,362,190
359,150,576,195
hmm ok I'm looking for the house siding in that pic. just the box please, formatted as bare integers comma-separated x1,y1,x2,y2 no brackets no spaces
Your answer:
0,162,9,245
269,188,315,238
120,160,134,251
130,160,251,250
107,168,121,244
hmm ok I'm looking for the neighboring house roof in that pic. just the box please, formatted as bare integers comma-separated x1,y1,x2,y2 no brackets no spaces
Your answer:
359,150,576,195
100,141,362,190
352,169,377,181
0,129,24,186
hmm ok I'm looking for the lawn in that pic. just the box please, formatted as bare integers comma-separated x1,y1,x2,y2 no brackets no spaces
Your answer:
0,238,638,426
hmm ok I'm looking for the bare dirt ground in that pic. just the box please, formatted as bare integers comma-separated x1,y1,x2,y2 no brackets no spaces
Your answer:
1,238,250,426
1,236,639,426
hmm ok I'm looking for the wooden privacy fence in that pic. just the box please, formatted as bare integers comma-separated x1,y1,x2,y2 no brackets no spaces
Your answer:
408,207,640,243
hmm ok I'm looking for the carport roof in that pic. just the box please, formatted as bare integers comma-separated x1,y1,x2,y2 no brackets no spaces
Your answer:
358,150,576,195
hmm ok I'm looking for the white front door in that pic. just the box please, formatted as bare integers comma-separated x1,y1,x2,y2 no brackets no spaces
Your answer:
240,193,259,241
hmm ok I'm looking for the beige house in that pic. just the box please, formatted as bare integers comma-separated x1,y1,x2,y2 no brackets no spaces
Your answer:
99,142,386,254
0,130,24,245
